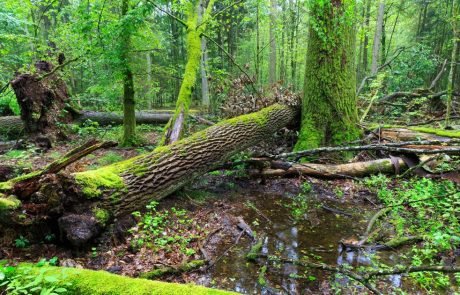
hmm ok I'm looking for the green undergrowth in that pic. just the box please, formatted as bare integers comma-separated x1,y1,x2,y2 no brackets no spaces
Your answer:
0,261,235,295
361,175,460,291
129,201,203,256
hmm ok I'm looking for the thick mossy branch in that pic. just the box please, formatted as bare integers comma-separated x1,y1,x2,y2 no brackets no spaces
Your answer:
12,264,236,295
160,0,216,145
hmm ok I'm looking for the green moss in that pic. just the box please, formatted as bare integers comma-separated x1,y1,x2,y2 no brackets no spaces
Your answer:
408,127,460,138
0,181,13,191
246,238,264,261
14,264,236,295
0,196,21,212
257,265,267,286
93,208,110,225
223,104,283,127
75,166,125,198
295,0,359,150
366,125,460,138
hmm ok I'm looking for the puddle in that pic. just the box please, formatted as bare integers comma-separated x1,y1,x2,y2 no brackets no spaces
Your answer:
198,191,400,294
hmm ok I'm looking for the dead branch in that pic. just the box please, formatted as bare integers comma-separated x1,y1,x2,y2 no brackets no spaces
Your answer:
276,140,460,160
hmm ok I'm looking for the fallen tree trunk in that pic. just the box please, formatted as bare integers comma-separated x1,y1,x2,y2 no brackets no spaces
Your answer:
76,110,171,126
379,127,460,141
0,111,172,137
0,104,297,246
250,158,407,178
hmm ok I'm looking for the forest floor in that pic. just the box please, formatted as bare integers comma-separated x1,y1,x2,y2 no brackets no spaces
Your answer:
1,125,459,294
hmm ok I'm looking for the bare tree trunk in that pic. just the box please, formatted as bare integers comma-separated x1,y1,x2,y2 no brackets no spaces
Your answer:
371,1,385,75
269,0,277,84
446,0,459,126
146,52,153,109
362,0,371,74
199,0,210,109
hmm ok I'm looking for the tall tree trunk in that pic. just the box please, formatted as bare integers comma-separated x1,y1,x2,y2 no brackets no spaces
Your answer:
255,0,260,83
294,0,360,150
198,0,210,109
371,1,385,75
121,0,136,146
146,52,153,109
445,0,459,126
0,104,297,246
362,0,371,75
269,0,277,84
160,0,215,145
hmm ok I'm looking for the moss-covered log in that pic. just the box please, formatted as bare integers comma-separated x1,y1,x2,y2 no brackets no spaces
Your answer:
7,264,235,295
0,104,297,246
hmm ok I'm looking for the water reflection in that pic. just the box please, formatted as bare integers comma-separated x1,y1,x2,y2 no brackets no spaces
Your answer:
204,192,394,294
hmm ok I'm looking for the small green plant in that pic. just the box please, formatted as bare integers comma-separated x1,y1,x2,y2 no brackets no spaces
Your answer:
286,193,309,221
14,236,29,248
0,260,71,295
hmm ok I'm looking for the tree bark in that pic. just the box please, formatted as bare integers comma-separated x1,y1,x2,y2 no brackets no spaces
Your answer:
0,104,297,246
295,0,360,150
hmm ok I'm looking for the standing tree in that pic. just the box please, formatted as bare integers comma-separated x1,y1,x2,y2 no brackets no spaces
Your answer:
294,0,360,150
445,0,459,127
160,0,215,145
371,1,385,76
120,0,136,146
268,0,277,84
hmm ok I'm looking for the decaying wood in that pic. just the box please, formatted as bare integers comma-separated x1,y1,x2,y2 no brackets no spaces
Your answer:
276,139,460,160
250,158,407,178
10,61,73,138
0,104,298,246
